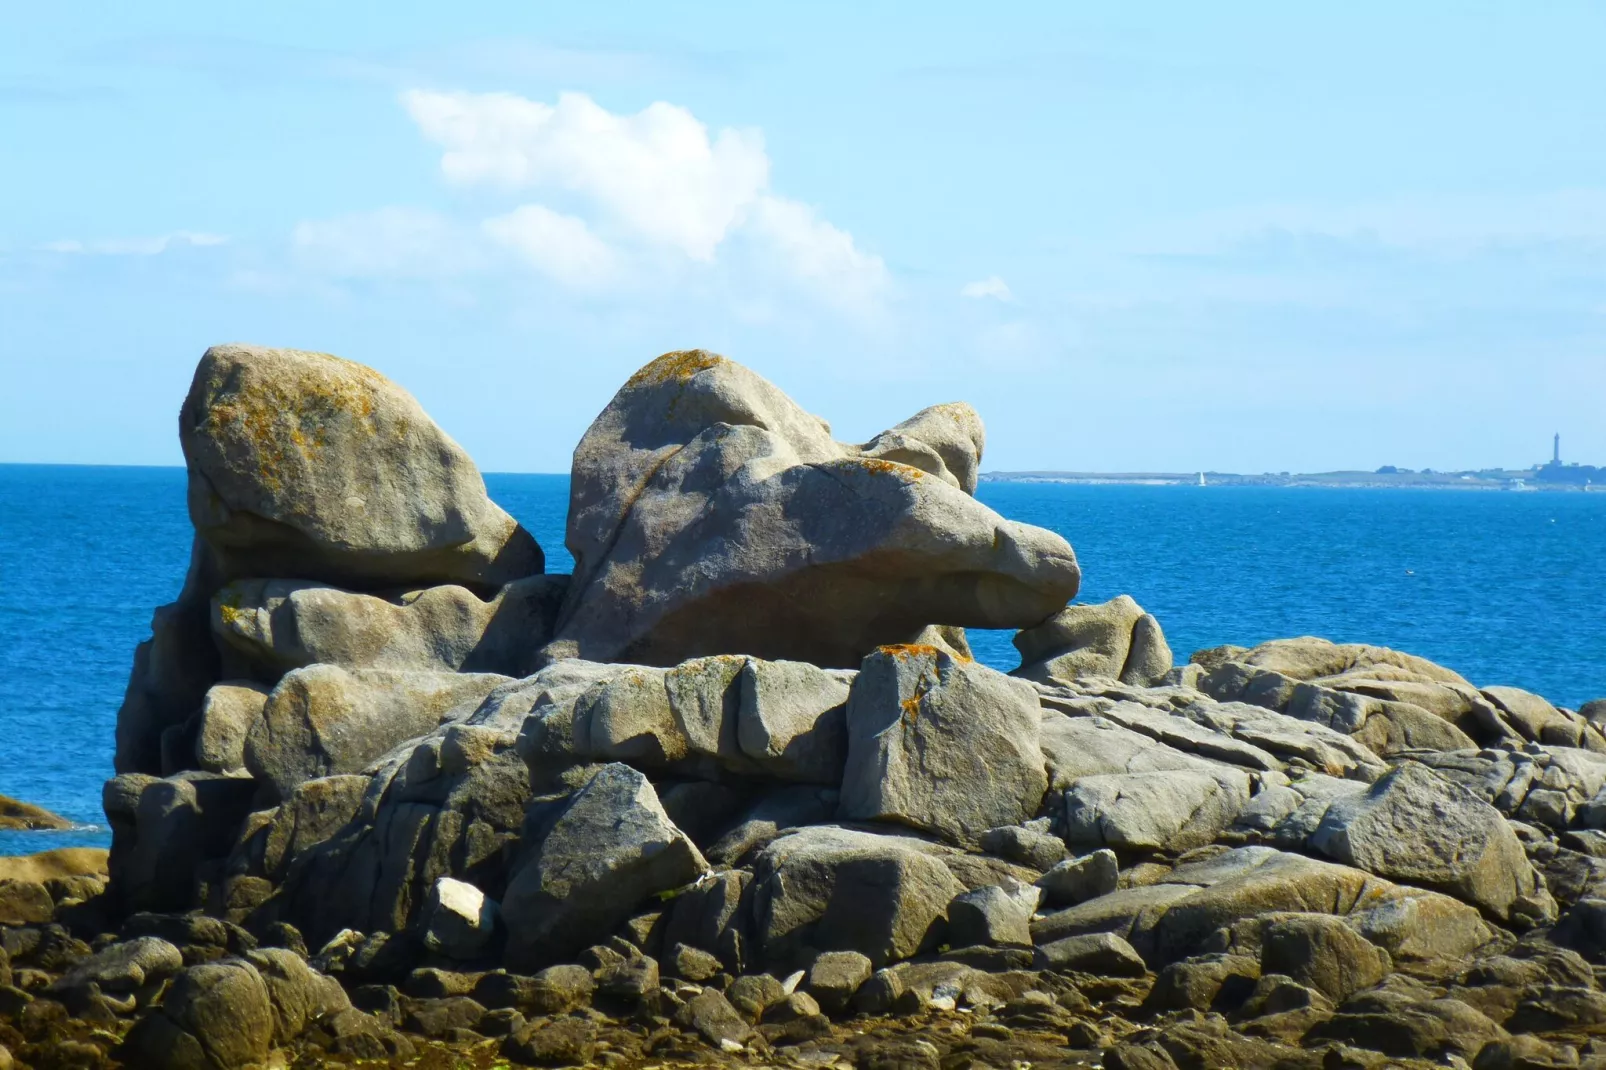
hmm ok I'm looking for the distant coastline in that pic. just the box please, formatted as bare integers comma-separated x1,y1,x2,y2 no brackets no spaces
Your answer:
981,469,1604,491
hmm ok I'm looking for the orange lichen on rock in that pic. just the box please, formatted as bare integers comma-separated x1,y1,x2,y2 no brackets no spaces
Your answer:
853,458,926,481
626,349,727,389
877,643,942,660
207,364,385,493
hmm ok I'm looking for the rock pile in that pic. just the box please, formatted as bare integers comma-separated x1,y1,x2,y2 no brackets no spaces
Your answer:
5,344,1606,1069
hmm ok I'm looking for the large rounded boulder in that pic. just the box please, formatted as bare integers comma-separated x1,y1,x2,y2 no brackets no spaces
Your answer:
181,343,542,591
543,350,1081,668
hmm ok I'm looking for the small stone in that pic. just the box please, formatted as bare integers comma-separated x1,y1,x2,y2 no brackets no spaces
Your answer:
1036,850,1119,907
979,825,1067,871
1034,932,1148,977
403,995,485,1037
669,942,723,982
674,989,751,1050
854,968,905,1016
595,953,659,1008
727,973,786,1021
765,990,822,1022
405,967,481,999
422,876,499,960
807,950,873,1015
947,880,1040,949
503,1017,597,1067
478,1007,526,1037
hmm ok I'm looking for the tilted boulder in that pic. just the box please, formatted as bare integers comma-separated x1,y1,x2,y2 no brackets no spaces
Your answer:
244,665,511,802
181,344,541,590
1308,760,1551,924
501,763,708,970
749,825,968,969
542,351,1081,667
839,645,1047,847
1013,595,1174,686
213,575,567,682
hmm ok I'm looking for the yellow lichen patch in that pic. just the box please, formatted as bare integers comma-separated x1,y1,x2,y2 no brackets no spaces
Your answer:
626,349,726,389
877,643,942,660
899,670,935,728
214,584,247,629
207,366,385,494
853,458,926,481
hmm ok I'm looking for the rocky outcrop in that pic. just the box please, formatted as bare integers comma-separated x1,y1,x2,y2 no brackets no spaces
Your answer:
242,665,510,801
542,351,1081,668
0,795,73,831
114,344,546,776
1199,636,1606,756
39,341,1606,1070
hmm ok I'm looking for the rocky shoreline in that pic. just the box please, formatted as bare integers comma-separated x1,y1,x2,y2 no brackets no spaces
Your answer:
3,344,1605,1069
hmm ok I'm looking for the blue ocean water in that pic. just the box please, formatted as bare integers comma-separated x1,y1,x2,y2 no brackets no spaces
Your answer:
2,464,1603,857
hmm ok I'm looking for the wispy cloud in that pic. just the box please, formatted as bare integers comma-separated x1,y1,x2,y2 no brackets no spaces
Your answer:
39,232,226,256
961,275,1014,301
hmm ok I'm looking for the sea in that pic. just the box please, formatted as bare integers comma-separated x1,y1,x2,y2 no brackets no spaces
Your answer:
3,463,1604,858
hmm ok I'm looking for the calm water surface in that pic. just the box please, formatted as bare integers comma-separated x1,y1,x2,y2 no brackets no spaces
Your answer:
2,464,1602,855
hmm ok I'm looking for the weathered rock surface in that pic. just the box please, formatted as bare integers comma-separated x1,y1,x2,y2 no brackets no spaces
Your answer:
190,682,270,774
243,665,509,801
0,795,73,831
749,825,969,968
212,575,567,682
840,645,1047,847
1063,767,1251,853
502,764,707,969
423,877,500,960
1309,760,1550,923
119,958,275,1069
949,880,1041,949
542,351,1081,667
1013,595,1173,686
180,343,541,591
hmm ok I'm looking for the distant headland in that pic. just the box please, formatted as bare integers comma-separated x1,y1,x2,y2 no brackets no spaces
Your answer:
984,434,1603,491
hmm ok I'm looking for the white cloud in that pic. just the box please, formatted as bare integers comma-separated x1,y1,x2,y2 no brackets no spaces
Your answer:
960,275,1013,301
403,89,769,261
746,195,888,310
482,205,615,288
40,231,226,255
282,90,886,313
291,207,480,278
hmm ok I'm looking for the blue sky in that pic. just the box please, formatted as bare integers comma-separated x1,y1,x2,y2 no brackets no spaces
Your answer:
3,2,1603,474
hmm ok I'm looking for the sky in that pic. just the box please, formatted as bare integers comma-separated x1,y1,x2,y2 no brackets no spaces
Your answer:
3,2,1603,475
